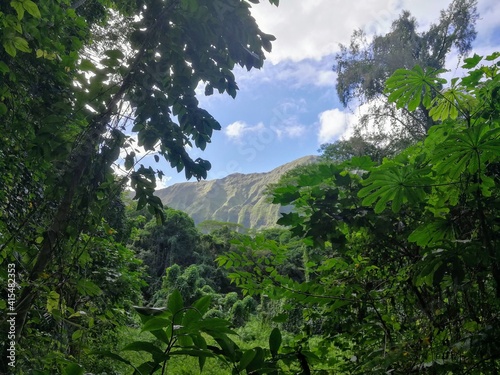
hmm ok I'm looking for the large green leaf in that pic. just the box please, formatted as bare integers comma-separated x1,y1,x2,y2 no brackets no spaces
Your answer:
358,161,432,213
141,317,171,332
76,278,102,296
12,36,31,53
432,122,500,180
182,295,212,328
122,341,166,362
10,0,24,19
239,349,257,371
408,220,455,247
168,289,184,317
462,53,483,69
192,295,211,316
46,290,60,313
169,349,213,357
192,334,208,371
22,0,41,18
134,306,168,316
385,65,447,111
245,347,265,373
62,363,84,375
90,351,140,372
0,102,8,115
269,328,282,357
429,87,475,121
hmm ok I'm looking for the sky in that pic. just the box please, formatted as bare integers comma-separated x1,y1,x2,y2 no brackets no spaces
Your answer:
130,0,500,188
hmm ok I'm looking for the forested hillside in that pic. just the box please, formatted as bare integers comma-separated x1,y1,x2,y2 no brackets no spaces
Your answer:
155,155,317,229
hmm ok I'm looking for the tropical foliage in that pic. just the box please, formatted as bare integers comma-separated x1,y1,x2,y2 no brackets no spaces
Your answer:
2,0,499,373
0,0,279,372
99,290,311,375
219,53,500,373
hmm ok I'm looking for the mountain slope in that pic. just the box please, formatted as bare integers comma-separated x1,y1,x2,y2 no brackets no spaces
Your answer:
155,155,317,229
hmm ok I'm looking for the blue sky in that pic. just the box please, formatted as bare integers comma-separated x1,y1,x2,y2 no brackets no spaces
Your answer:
123,0,500,187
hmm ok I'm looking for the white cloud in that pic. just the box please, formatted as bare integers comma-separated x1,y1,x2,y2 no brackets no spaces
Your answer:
268,99,308,139
251,0,500,64
155,175,172,189
283,124,306,138
231,57,338,92
224,121,266,141
273,123,307,139
199,0,500,105
317,69,337,86
225,121,247,139
476,1,500,47
318,98,397,144
274,98,307,116
252,0,401,63
225,119,306,143
272,59,337,88
318,108,354,144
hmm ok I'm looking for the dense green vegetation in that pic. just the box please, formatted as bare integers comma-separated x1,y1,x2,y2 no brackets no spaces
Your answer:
0,0,281,372
1,0,500,374
220,53,500,372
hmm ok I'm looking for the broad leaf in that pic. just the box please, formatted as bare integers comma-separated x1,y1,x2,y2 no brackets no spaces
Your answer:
385,65,447,111
141,317,171,332
462,53,482,68
408,220,455,247
122,341,166,362
76,279,102,296
46,291,60,313
62,363,84,375
168,289,184,317
22,0,41,18
269,328,282,356
429,87,475,121
239,349,257,371
432,122,500,180
359,161,432,213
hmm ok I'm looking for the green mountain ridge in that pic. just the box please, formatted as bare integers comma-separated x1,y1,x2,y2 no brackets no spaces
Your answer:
155,155,318,229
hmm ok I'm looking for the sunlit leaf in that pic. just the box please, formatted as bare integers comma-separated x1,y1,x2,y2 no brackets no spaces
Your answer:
71,330,83,340
359,161,432,213
462,53,482,68
10,0,24,19
23,0,41,18
141,317,171,332
46,291,60,313
385,65,447,111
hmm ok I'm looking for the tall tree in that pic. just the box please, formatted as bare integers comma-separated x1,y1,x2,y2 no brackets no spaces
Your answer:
132,208,201,297
334,0,478,139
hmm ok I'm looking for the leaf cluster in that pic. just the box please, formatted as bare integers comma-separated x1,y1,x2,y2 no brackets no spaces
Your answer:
219,53,500,373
